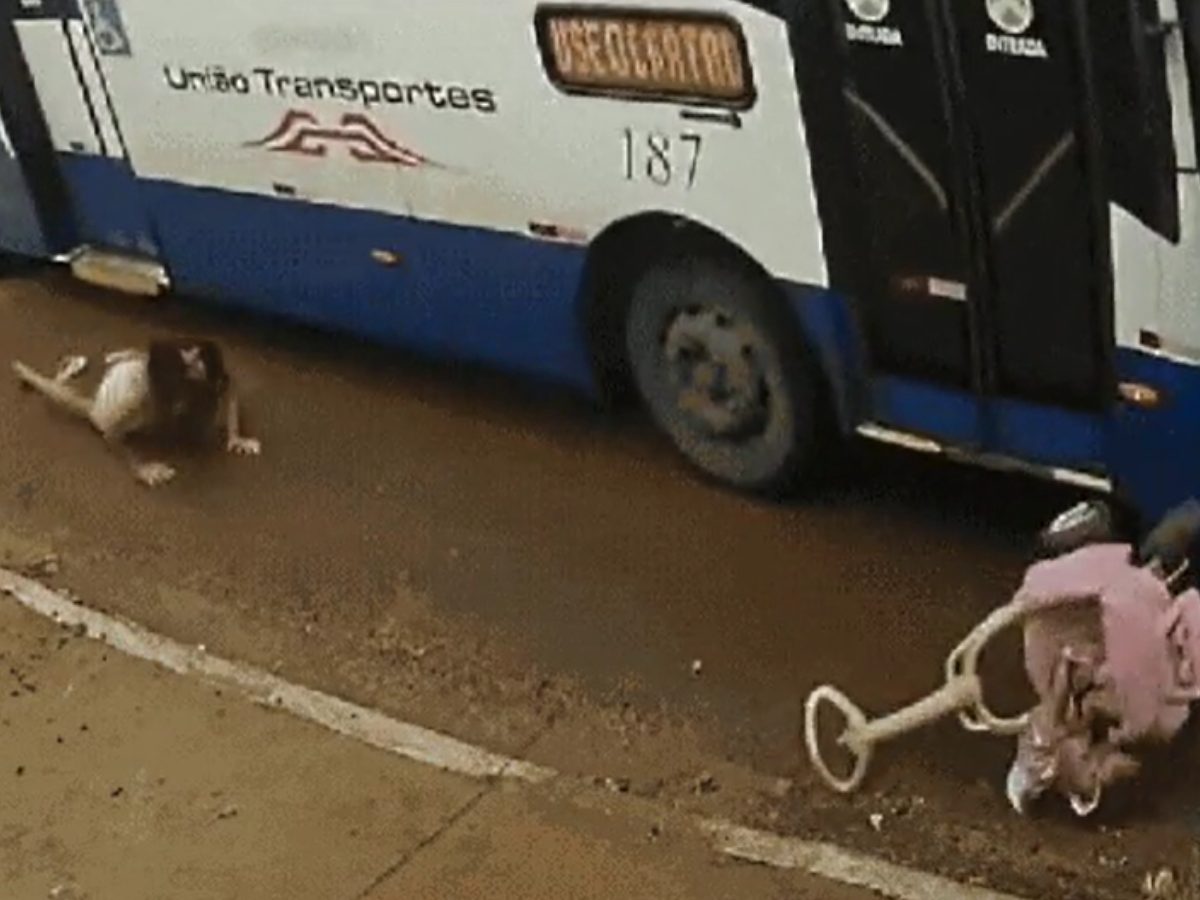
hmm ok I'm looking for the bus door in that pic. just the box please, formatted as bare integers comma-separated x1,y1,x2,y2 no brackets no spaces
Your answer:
803,0,983,414
8,0,160,261
0,1,75,258
796,0,1179,453
951,0,1178,415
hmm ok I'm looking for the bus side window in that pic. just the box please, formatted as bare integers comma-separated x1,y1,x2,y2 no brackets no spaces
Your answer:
1088,0,1181,243
1179,0,1200,176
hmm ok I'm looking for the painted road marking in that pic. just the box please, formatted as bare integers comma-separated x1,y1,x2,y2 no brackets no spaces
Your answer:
702,820,1025,900
0,567,1027,900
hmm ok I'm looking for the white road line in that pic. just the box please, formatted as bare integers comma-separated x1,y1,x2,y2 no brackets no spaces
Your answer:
0,567,1030,900
701,820,1027,900
0,568,553,784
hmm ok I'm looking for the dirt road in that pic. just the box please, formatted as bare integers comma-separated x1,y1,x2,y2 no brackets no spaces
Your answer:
0,270,1197,898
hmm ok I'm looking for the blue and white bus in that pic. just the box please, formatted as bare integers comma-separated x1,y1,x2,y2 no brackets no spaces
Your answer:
2,0,1200,528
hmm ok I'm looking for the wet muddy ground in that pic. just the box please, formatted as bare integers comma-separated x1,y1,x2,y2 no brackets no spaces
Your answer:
1,269,1196,898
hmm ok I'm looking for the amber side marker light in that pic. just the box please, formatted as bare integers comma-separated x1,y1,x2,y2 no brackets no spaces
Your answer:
1118,382,1163,409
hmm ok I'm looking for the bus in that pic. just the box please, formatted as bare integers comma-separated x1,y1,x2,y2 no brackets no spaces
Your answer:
2,0,1199,529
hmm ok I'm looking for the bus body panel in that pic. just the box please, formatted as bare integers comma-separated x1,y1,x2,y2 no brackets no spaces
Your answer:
1108,176,1200,527
136,175,601,388
1103,14,1200,527
77,0,827,285
867,376,1108,474
0,111,48,257
1109,346,1200,527
12,0,832,388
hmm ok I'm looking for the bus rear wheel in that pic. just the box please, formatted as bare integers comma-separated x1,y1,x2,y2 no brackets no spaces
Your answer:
624,256,824,495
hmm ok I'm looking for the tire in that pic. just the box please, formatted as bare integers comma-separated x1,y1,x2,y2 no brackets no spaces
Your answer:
624,254,826,494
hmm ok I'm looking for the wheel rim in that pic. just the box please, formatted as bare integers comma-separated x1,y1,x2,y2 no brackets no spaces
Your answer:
659,305,771,441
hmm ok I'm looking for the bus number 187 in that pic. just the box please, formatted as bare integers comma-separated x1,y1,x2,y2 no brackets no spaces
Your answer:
622,128,703,189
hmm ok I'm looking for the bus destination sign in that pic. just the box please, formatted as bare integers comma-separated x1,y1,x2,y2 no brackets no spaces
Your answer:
536,7,754,108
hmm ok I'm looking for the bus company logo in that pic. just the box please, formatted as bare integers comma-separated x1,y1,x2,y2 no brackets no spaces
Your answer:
984,0,1048,58
845,0,889,25
986,0,1034,34
245,110,438,168
164,65,498,116
844,0,904,47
